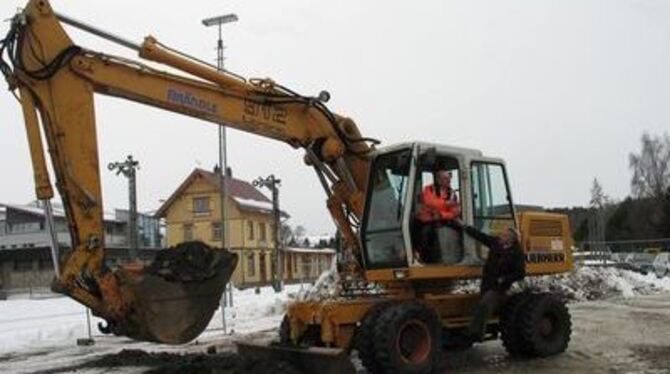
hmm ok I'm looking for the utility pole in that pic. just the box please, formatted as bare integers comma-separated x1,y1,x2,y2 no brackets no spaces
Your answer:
108,155,140,260
253,175,283,292
202,12,238,333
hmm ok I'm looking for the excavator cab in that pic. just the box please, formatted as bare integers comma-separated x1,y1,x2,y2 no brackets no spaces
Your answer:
361,142,517,278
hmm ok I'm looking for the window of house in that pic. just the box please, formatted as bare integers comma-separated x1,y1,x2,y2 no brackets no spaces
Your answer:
247,221,255,240
259,222,267,242
10,222,41,234
193,197,211,216
39,258,53,271
14,259,33,272
212,222,222,241
247,252,256,277
183,223,194,241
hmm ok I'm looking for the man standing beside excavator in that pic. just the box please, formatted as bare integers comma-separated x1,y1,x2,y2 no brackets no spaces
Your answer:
449,219,527,341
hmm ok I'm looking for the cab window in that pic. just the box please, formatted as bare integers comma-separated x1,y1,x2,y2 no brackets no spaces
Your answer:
471,162,515,235
361,150,412,269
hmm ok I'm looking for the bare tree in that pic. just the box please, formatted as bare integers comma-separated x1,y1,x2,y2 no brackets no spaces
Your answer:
589,178,608,208
293,225,306,239
279,222,293,246
629,132,670,200
588,178,608,246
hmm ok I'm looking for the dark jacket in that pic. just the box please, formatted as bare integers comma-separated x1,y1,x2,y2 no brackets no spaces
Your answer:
463,225,526,294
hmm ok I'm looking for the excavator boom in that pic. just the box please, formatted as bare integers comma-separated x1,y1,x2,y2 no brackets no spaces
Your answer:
1,0,373,344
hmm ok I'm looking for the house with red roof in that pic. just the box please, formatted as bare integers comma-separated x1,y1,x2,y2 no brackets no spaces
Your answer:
155,168,311,287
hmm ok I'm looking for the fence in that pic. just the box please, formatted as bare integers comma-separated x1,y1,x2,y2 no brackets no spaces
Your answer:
577,238,670,254
574,238,670,270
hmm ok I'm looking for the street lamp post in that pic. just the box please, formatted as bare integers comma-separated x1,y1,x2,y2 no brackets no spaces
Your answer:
202,12,238,334
253,174,283,292
108,155,140,260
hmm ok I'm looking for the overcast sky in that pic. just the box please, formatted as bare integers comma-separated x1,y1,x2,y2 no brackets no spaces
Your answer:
1,0,669,235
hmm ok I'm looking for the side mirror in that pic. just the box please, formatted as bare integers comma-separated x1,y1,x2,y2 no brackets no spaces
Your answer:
420,147,437,168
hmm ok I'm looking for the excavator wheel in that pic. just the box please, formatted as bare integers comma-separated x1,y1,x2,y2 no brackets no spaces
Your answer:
373,301,443,374
500,291,534,356
518,293,572,357
355,303,390,374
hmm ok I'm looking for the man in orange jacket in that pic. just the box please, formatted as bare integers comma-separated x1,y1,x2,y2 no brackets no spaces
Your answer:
414,170,461,263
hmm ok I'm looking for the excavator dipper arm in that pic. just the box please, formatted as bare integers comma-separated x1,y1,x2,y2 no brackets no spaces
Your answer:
0,0,374,343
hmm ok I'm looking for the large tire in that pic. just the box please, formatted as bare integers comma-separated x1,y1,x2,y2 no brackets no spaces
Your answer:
518,293,572,357
373,302,443,374
500,292,533,357
356,304,389,374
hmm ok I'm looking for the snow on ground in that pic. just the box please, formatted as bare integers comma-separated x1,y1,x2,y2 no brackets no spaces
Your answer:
1,266,669,371
0,284,305,355
3,267,667,355
521,266,670,301
454,266,670,302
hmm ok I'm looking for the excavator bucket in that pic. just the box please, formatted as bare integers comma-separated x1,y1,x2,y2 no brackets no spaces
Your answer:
103,242,238,344
237,342,356,374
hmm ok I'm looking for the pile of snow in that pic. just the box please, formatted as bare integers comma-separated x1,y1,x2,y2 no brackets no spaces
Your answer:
454,266,670,302
295,260,340,301
519,267,669,301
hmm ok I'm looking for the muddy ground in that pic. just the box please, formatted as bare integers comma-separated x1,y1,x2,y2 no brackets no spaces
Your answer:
3,293,669,374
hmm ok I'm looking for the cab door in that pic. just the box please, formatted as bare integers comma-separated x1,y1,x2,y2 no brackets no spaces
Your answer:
469,161,517,256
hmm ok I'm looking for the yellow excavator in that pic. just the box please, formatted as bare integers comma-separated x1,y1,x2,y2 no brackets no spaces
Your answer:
2,1,575,372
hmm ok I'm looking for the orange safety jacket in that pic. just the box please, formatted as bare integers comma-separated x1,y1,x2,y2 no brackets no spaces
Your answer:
416,185,460,223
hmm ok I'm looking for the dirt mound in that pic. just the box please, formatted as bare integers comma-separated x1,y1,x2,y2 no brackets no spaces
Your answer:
40,349,239,374
146,241,234,282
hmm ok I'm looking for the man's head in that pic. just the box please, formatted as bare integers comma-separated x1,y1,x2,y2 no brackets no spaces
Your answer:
499,227,520,247
436,170,452,189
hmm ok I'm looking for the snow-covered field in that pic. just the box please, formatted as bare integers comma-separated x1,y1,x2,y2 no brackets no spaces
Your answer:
0,284,306,355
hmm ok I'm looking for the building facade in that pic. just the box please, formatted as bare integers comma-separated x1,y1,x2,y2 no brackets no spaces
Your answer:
0,201,160,250
156,168,334,287
0,201,161,295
